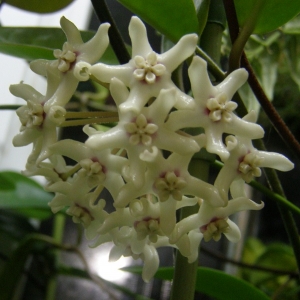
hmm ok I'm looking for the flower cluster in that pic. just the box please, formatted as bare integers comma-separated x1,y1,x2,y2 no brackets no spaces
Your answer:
11,16,294,282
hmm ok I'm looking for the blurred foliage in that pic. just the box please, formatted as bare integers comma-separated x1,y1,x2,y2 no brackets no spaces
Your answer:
241,238,298,300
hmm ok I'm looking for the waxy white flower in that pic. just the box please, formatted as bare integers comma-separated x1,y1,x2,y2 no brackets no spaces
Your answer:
214,128,294,201
31,16,110,112
85,78,199,188
108,227,161,283
81,16,198,114
133,51,166,84
98,196,162,243
117,146,224,235
47,175,108,239
10,80,63,166
170,197,264,246
124,113,158,146
47,139,127,200
165,56,264,161
98,194,197,240
93,225,191,283
22,154,70,188
12,15,294,284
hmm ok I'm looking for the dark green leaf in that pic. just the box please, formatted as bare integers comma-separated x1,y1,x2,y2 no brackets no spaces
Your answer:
12,208,52,220
0,27,118,63
117,0,199,42
5,0,74,13
0,209,37,239
234,0,300,34
0,234,56,300
122,266,270,300
0,171,52,210
0,173,15,191
0,210,38,274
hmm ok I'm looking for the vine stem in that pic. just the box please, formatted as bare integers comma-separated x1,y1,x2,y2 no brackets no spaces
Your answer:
241,55,300,159
90,0,130,64
171,4,225,298
223,0,300,284
223,0,300,160
45,214,66,300
224,0,300,290
0,104,21,110
170,158,210,300
60,117,118,127
227,0,265,72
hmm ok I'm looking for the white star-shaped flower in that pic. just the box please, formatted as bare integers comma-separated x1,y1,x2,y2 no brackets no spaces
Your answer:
47,175,108,239
85,78,199,188
93,225,191,283
47,139,127,200
98,194,198,240
170,197,264,247
116,146,224,235
31,16,110,113
10,72,64,166
165,56,265,161
214,114,294,201
79,16,198,114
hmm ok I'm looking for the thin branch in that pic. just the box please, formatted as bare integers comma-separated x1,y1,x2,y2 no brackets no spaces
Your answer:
90,0,131,64
227,0,265,72
241,54,300,159
223,0,300,285
223,0,300,159
60,117,118,127
0,105,21,110
65,111,118,119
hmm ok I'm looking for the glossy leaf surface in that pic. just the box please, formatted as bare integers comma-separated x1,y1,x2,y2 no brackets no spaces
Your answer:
5,0,74,13
117,0,199,42
234,0,300,34
122,266,270,300
0,27,118,63
0,171,51,209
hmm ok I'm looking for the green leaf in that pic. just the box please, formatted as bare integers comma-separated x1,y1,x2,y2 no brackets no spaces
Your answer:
0,27,118,63
122,266,270,300
0,234,57,300
251,243,297,284
242,237,266,265
117,0,199,42
0,171,52,210
5,0,74,13
0,173,16,191
0,209,37,240
12,208,53,220
234,0,300,34
0,210,38,274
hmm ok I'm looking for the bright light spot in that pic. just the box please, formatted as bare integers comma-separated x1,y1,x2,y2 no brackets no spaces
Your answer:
91,243,134,283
